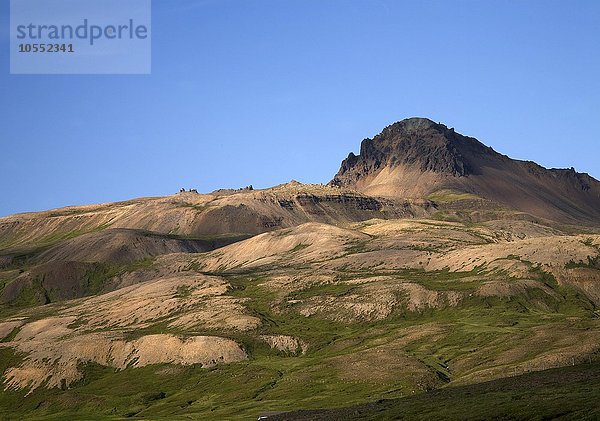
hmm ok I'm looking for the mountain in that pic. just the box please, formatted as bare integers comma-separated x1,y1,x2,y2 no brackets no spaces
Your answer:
0,183,426,251
0,183,431,305
331,117,600,225
1,118,600,420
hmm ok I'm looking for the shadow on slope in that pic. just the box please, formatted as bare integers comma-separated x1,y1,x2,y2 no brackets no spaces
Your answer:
268,360,600,420
0,228,250,308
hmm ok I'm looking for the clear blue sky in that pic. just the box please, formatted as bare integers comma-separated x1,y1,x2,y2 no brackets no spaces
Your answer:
1,0,599,217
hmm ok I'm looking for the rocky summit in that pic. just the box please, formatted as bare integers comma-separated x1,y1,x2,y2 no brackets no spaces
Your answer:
331,117,600,225
0,119,599,420
332,118,481,180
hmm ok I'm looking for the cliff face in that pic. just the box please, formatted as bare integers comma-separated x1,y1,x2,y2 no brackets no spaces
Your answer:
330,118,600,225
332,118,480,184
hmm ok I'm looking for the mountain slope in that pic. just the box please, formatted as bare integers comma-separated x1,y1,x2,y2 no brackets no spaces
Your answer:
269,361,600,421
1,217,599,419
0,184,431,305
0,183,428,252
331,118,600,225
1,118,600,420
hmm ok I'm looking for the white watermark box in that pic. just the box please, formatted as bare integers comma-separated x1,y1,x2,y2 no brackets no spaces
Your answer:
10,0,151,74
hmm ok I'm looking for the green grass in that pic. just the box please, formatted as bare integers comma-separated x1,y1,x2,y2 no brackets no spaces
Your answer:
565,255,600,270
289,243,310,253
427,189,481,203
1,304,596,420
46,210,93,218
343,240,370,255
0,221,115,262
288,282,358,300
36,224,112,248
1,257,157,312
175,202,212,213
1,264,599,420
271,360,600,420
332,267,486,292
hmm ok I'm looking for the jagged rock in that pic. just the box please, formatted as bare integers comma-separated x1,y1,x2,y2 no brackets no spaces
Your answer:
330,117,600,225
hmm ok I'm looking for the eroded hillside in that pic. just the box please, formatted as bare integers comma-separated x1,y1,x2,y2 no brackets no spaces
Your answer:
1,118,600,419
1,211,599,419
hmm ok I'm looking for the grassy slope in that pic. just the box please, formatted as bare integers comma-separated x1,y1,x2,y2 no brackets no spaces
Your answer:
1,222,599,419
270,360,600,420
0,270,598,420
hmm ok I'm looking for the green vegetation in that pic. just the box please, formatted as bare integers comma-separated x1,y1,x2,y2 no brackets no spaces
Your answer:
0,266,598,420
288,282,357,300
47,209,98,218
332,267,486,292
289,243,310,253
1,294,597,420
1,257,157,313
0,325,22,343
1,234,599,419
174,284,193,298
273,360,600,420
566,255,600,270
343,240,370,255
427,189,480,203
176,202,212,213
83,258,156,296
36,223,114,248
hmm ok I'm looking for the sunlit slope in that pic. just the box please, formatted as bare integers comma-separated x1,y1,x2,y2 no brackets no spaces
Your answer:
0,216,599,419
0,183,429,251
0,184,431,305
332,118,600,225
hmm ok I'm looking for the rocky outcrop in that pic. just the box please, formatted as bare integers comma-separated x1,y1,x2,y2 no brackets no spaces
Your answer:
260,335,308,354
330,117,600,225
331,118,492,187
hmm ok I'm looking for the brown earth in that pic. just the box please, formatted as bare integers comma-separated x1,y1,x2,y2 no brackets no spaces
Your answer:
331,118,600,225
1,118,599,416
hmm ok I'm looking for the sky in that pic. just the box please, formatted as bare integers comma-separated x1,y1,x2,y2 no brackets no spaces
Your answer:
1,0,599,217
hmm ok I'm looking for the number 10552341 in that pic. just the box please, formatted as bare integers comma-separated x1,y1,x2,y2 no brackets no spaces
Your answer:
18,44,74,53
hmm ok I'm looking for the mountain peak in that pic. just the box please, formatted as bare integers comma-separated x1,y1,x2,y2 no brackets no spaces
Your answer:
331,118,488,188
389,117,452,132
329,118,600,224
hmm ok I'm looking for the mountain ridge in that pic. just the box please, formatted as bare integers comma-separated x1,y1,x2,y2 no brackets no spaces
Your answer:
1,119,600,420
330,117,600,225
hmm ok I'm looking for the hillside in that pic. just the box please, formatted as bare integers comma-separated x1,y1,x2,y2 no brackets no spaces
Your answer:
0,183,429,305
0,119,599,419
269,361,600,420
331,118,600,225
1,216,599,419
0,183,431,251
